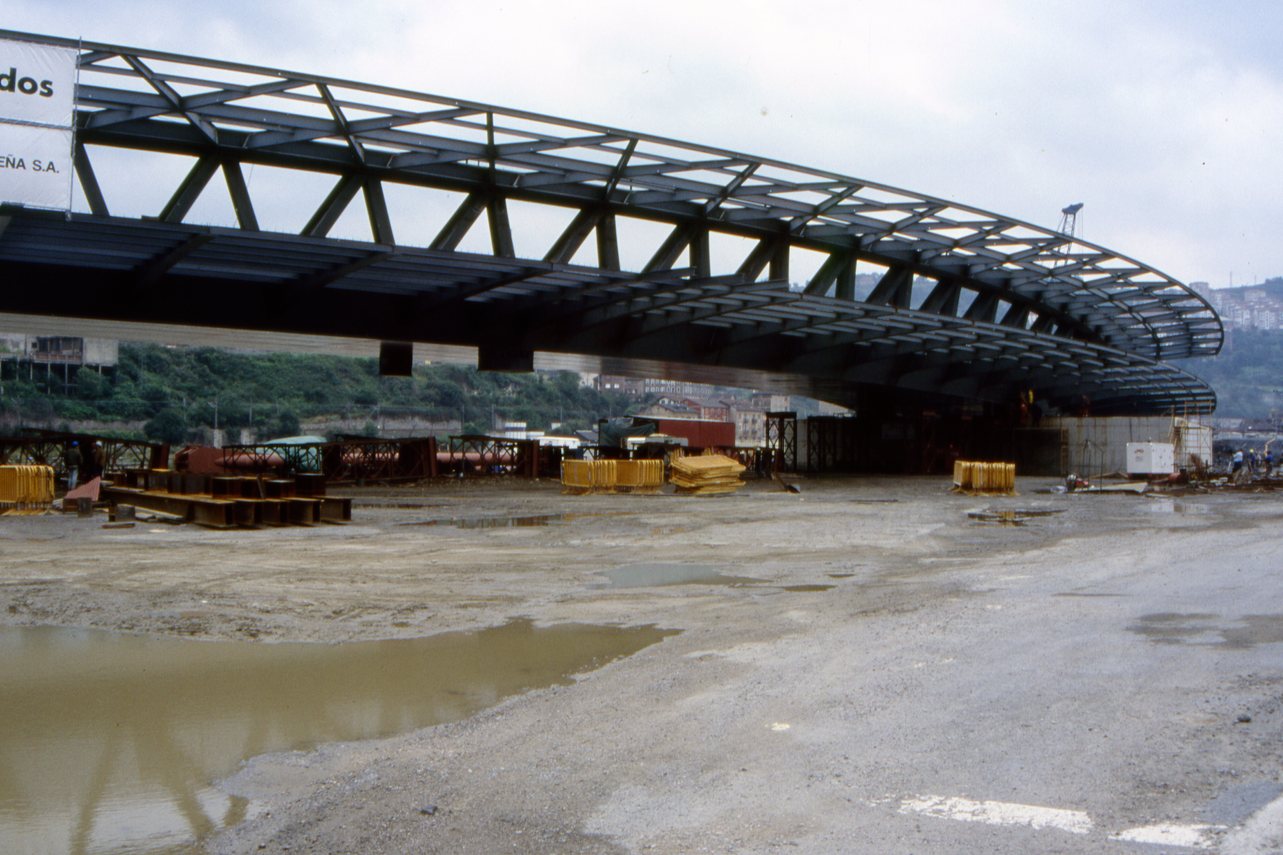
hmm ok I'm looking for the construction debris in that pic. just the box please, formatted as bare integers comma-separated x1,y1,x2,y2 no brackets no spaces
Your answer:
670,454,746,496
968,507,1066,525
1077,482,1151,495
772,472,801,494
64,476,102,504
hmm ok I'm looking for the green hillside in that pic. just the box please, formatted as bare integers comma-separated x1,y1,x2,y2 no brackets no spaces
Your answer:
4,321,1281,443
1175,327,1283,418
0,343,633,443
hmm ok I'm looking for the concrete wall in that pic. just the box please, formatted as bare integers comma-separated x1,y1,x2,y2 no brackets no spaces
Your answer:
1045,416,1210,476
82,339,119,366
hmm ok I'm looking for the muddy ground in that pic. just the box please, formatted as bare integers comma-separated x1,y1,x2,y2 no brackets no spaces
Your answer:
4,475,1283,853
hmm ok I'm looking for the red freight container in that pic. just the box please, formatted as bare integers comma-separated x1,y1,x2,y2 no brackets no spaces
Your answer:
653,418,736,449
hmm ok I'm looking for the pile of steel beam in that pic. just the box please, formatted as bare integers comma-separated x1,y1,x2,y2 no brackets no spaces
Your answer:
103,469,350,528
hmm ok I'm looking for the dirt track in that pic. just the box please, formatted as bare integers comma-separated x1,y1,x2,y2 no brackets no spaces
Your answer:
4,476,1283,853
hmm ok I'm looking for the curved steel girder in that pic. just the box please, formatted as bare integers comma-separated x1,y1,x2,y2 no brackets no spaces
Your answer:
72,107,1209,361
4,28,1217,367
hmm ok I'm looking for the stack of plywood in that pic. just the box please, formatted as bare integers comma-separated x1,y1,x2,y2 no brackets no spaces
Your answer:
670,454,746,496
0,465,55,514
952,460,1016,494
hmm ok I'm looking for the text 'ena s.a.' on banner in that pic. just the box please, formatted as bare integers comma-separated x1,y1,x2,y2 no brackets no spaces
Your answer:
0,37,77,211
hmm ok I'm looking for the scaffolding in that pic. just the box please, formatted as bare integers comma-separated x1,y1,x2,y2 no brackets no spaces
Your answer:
764,411,798,472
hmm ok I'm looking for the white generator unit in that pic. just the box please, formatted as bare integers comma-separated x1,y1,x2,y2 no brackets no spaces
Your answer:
1126,441,1175,476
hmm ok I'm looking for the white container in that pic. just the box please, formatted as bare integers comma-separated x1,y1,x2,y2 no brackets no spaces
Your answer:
1126,441,1174,476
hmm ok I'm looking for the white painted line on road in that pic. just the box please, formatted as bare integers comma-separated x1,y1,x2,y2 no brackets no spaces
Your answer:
1110,823,1224,849
1221,790,1283,854
890,793,1277,849
897,794,1093,835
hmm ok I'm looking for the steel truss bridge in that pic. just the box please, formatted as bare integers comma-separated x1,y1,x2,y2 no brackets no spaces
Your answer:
0,32,1221,414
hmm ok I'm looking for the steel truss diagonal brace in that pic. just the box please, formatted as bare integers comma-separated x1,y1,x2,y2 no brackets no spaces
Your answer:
74,143,109,216
304,174,363,238
805,251,856,298
160,156,219,224
866,266,913,308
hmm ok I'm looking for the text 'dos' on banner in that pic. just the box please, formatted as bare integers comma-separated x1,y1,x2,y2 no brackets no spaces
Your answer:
0,38,78,211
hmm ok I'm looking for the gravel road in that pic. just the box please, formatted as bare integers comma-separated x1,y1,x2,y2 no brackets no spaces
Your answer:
3,475,1282,853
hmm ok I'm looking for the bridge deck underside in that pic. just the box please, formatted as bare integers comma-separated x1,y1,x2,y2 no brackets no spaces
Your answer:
0,209,1214,414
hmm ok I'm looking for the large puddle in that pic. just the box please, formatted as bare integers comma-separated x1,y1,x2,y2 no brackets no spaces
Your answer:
0,620,673,854
400,513,570,528
398,512,625,528
602,562,762,588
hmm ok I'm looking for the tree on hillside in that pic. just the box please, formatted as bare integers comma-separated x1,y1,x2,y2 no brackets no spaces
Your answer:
145,408,189,444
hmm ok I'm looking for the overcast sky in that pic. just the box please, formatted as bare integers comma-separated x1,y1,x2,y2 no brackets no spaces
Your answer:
5,0,1281,288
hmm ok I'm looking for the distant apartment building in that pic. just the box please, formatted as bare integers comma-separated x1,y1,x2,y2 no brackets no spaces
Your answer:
595,374,844,445
593,374,646,396
1196,282,1283,331
729,400,766,446
636,395,784,446
593,375,728,399
0,334,119,384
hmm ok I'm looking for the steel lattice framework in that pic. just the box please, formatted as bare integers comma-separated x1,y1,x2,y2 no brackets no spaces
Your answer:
0,32,1221,413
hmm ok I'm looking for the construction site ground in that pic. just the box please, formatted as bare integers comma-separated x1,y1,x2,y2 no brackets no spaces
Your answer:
4,475,1283,853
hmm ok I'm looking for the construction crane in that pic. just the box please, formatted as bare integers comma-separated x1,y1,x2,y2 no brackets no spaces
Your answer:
1053,202,1084,266
1058,202,1084,237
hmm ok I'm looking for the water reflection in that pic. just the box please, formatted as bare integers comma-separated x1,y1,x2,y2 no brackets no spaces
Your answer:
0,620,673,854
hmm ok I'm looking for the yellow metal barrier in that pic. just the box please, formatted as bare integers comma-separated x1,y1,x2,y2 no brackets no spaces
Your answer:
614,459,664,494
0,465,56,514
562,459,663,494
952,460,1016,494
594,459,617,492
560,460,594,494
561,459,617,493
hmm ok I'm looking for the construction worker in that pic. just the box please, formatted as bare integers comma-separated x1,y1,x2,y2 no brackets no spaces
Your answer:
65,441,82,490
91,442,105,480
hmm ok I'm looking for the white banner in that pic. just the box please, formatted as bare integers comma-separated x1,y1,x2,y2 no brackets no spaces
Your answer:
0,124,73,209
0,38,77,209
0,38,77,127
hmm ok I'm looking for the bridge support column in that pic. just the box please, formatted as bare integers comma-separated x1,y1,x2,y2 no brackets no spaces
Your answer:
378,341,413,376
478,343,533,372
